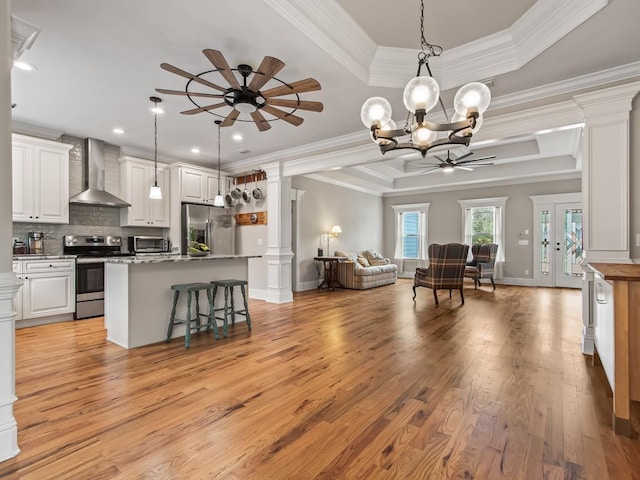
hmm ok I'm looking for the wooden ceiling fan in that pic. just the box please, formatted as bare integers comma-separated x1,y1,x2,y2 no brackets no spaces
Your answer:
406,150,496,173
156,49,323,132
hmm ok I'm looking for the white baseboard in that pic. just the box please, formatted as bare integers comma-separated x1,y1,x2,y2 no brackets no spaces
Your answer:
495,277,536,287
16,313,74,329
248,288,268,301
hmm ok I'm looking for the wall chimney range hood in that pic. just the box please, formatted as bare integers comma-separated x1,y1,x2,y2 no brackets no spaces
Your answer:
69,138,130,207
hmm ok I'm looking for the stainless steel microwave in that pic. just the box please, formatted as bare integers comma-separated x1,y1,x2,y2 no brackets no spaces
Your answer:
128,236,170,253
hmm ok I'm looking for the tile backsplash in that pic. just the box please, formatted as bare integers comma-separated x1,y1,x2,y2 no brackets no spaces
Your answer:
13,134,165,255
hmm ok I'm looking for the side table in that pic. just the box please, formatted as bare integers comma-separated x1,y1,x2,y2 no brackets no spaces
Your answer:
314,256,347,290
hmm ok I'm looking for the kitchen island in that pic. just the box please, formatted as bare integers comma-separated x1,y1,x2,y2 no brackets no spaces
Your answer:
104,254,260,348
587,262,640,436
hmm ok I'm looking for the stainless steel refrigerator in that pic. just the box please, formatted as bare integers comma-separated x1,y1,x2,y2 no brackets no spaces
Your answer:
181,204,235,254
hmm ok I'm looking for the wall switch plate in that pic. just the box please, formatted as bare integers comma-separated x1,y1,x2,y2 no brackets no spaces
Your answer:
636,234,640,247
524,229,529,235
525,269,530,275
257,238,263,246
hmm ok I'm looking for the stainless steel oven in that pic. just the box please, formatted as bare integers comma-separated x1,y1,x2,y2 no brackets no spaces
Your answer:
64,235,134,319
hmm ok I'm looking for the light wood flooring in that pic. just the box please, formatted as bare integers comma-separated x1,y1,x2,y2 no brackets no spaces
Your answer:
2,280,639,479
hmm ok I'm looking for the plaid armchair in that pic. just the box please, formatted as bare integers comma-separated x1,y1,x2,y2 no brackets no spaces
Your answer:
413,243,470,305
464,243,498,290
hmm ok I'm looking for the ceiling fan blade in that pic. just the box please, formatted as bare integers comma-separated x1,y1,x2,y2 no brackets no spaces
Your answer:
250,110,271,132
457,166,474,171
261,105,304,126
463,163,494,167
432,154,448,165
265,98,324,112
202,49,242,90
161,63,228,92
248,56,285,92
454,151,474,162
412,166,441,174
180,102,227,115
456,155,497,165
261,78,322,98
155,88,223,98
220,109,240,127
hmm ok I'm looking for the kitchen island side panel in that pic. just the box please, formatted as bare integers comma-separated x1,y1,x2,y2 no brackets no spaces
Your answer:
105,257,250,348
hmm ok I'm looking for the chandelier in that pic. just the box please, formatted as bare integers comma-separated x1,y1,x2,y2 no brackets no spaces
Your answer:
360,0,491,158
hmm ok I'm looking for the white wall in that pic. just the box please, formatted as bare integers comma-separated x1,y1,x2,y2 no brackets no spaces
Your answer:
383,178,582,280
291,176,384,289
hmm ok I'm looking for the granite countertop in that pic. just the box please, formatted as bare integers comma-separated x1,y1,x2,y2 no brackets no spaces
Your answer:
587,263,640,282
105,254,261,265
13,254,76,260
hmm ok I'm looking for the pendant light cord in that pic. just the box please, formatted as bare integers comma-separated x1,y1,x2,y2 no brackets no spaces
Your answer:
216,120,222,195
153,104,158,186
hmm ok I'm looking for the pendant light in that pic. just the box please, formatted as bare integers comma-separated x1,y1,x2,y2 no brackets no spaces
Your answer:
149,96,163,199
213,120,225,207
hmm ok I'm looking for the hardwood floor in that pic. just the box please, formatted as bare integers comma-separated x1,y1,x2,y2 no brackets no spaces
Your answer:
2,281,639,479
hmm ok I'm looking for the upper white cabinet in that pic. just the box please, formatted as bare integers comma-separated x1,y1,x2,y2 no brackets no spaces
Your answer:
119,156,170,227
12,133,72,224
177,165,221,205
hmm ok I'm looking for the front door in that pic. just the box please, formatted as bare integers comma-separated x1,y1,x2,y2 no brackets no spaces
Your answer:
531,193,583,288
553,202,584,288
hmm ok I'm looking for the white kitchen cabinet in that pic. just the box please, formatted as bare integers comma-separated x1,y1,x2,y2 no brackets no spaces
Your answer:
12,261,23,320
15,258,75,321
21,260,75,319
593,274,615,389
12,133,72,224
119,156,170,227
178,165,220,205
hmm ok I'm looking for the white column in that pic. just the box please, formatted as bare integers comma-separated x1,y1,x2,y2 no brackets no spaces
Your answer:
0,0,22,462
574,82,640,354
261,162,293,303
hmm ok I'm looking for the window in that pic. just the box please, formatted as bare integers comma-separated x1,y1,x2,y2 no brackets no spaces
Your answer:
392,203,430,273
402,211,420,259
459,197,508,277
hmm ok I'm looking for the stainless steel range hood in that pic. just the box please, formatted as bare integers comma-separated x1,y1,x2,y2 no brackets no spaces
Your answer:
69,138,130,207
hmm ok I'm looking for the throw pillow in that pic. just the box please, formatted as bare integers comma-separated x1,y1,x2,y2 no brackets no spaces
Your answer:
335,250,359,265
356,255,370,267
363,250,388,266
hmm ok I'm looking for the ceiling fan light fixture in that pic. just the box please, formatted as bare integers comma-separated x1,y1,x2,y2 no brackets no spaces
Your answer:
361,0,491,158
235,102,258,114
442,165,455,173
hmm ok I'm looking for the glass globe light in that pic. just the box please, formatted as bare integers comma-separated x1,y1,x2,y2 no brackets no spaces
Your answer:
403,76,440,113
443,165,455,173
413,126,437,146
361,97,392,128
453,82,491,116
452,112,483,134
371,119,397,145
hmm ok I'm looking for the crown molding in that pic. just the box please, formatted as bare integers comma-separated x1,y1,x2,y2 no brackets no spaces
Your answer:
265,0,376,84
301,0,610,89
11,121,63,140
11,15,40,60
304,172,384,197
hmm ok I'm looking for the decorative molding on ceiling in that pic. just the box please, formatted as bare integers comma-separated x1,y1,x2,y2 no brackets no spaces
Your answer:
10,15,40,60
270,0,610,88
491,60,640,110
371,0,609,88
11,121,63,140
264,0,376,84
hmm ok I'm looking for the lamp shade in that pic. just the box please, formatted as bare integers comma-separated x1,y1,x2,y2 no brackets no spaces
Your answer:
403,76,439,113
149,184,162,200
330,225,342,235
453,82,491,116
213,194,225,207
413,126,437,146
360,97,392,128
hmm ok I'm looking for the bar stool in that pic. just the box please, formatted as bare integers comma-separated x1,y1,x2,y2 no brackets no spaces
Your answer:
166,282,219,348
211,279,252,338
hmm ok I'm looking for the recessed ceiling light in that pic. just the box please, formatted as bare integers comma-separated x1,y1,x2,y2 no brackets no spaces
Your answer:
191,147,200,154
13,61,37,71
232,133,243,141
112,127,125,135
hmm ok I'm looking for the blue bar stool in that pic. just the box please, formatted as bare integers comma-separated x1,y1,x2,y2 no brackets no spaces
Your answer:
167,282,219,348
211,279,252,338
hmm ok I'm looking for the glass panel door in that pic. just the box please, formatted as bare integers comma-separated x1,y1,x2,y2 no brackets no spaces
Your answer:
554,202,583,288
